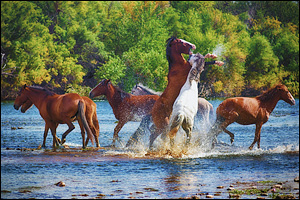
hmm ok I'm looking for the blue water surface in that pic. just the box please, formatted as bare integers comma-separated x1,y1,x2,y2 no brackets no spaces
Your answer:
1,99,299,199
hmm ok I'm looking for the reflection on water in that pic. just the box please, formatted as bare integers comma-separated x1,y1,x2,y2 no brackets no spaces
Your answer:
1,99,299,199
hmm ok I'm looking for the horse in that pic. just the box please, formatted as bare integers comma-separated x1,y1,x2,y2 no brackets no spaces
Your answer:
14,85,95,148
131,83,162,96
89,79,160,146
164,53,224,151
148,37,196,149
17,96,100,148
148,36,220,149
210,84,295,150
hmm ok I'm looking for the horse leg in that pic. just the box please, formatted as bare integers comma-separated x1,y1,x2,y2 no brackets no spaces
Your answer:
149,124,166,150
249,123,263,150
42,124,50,147
49,124,60,148
182,119,193,146
219,111,239,143
223,128,235,144
112,120,126,147
61,121,75,145
126,115,151,147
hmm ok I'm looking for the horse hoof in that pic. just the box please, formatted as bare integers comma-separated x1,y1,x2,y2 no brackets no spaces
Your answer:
61,139,66,145
230,139,234,144
249,146,253,150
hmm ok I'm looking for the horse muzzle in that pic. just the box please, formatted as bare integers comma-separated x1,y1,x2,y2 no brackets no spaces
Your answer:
13,104,20,110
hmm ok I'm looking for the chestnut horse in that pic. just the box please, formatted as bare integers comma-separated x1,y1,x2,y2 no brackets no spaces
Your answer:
211,84,295,150
17,96,100,148
148,37,196,148
14,85,95,148
89,79,159,146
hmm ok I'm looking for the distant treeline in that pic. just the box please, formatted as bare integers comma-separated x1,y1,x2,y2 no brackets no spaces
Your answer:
1,1,299,100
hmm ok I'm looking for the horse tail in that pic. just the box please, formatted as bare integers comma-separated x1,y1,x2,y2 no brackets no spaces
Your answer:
78,100,94,145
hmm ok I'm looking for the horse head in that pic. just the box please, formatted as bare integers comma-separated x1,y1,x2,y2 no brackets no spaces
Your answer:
20,99,34,113
166,36,196,68
276,84,295,106
187,53,205,83
14,84,29,110
89,79,111,98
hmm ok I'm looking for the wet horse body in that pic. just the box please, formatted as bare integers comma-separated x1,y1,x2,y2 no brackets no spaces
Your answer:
89,79,159,146
212,84,295,149
13,85,96,148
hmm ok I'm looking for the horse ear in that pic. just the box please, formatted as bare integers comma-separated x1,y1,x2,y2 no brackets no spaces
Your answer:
23,84,27,88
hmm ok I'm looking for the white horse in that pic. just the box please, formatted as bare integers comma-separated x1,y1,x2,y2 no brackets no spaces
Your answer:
164,53,223,150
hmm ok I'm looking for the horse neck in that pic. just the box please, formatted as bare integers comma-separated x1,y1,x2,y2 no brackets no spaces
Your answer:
105,85,124,111
161,61,191,104
25,89,50,109
257,93,281,114
168,50,187,68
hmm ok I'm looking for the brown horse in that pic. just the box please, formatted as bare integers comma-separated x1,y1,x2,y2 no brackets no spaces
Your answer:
14,85,95,148
18,96,100,147
89,79,159,146
149,37,196,148
211,84,295,150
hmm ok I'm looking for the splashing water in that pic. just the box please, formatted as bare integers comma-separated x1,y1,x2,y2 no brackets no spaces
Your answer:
212,43,225,57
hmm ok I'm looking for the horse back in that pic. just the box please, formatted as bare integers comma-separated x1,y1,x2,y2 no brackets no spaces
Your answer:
43,93,83,123
216,97,262,125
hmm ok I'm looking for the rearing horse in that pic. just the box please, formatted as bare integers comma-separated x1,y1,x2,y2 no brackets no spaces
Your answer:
210,84,295,150
14,85,95,148
149,37,196,148
89,79,159,146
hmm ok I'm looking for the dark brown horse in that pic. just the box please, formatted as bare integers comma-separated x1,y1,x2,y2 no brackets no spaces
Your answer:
211,84,295,150
89,79,159,146
149,37,196,148
14,85,95,148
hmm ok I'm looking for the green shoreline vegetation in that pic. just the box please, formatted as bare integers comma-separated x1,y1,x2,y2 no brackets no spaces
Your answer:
1,1,299,100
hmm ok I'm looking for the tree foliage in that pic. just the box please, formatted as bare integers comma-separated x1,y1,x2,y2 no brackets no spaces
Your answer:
1,1,299,99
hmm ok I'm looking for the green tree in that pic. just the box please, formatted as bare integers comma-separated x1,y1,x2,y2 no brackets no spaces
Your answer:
245,33,280,89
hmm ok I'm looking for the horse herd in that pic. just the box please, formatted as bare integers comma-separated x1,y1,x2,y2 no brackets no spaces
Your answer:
13,36,296,154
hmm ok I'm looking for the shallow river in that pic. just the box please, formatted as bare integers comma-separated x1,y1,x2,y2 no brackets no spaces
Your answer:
1,99,299,199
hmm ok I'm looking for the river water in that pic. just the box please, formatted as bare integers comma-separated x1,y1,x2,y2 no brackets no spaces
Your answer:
1,99,299,199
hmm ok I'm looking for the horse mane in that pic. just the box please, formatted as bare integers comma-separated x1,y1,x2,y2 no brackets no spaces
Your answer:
166,36,177,69
256,84,284,102
29,86,56,96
